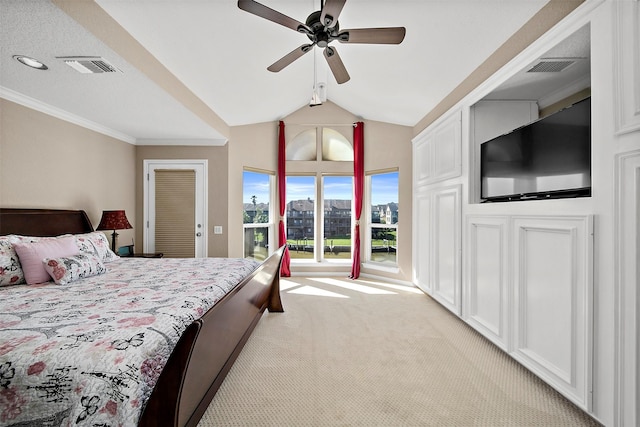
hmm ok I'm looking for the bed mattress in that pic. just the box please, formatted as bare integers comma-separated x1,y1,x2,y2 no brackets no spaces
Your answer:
0,256,259,426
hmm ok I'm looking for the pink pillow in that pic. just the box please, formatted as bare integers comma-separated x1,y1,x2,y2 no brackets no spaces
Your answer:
13,236,79,284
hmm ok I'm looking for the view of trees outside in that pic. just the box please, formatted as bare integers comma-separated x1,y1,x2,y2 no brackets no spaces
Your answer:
370,171,399,264
242,171,270,261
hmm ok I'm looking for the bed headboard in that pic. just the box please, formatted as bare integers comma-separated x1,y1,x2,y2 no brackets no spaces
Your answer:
0,208,94,236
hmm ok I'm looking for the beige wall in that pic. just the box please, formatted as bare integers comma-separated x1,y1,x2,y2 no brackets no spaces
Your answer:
359,120,413,281
2,98,412,280
227,101,413,281
135,145,229,257
0,99,136,245
228,122,279,258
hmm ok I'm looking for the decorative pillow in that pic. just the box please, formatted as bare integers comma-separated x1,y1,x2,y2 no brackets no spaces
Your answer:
13,236,79,284
43,253,106,285
0,235,24,286
75,232,119,263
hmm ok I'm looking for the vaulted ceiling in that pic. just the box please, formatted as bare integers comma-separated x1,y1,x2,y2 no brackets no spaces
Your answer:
1,1,587,145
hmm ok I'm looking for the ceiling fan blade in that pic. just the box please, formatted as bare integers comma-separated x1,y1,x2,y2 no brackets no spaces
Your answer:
320,0,346,28
238,0,311,34
268,44,314,72
323,46,350,84
338,27,406,44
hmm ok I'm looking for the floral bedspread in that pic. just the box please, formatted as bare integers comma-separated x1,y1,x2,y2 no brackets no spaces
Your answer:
0,256,259,426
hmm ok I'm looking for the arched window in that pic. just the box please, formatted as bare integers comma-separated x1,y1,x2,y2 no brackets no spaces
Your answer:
322,128,353,161
287,129,316,161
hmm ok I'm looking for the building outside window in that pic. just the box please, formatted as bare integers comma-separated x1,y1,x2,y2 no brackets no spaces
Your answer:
322,175,353,260
242,169,274,261
368,170,399,265
286,176,316,259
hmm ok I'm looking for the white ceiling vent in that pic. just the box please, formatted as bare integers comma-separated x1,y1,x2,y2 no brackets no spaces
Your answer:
526,58,581,73
57,56,121,74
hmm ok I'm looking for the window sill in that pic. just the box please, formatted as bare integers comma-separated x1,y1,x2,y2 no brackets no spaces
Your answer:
362,262,400,275
290,259,352,267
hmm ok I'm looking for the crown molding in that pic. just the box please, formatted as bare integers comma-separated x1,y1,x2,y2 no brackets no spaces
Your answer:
136,138,228,146
0,86,136,144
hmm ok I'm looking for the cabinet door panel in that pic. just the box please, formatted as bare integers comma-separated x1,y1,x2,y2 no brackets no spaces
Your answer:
466,216,509,350
511,216,592,410
412,110,461,186
432,185,461,315
413,191,431,294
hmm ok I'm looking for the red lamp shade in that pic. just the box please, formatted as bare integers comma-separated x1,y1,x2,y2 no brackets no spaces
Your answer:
96,210,132,252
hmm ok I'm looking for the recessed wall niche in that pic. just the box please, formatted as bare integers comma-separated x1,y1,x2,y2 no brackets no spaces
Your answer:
471,24,591,204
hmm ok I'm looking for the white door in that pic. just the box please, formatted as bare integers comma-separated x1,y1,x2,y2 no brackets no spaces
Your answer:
143,160,208,257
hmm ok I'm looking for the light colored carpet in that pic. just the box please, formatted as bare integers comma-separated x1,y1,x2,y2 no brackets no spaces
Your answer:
198,276,601,426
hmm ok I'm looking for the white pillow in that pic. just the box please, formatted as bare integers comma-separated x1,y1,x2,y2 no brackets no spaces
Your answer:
43,253,107,285
75,232,119,263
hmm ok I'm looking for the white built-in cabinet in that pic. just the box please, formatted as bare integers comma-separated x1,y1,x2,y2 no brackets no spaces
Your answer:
614,2,640,425
413,104,594,411
414,110,462,187
414,184,462,314
413,110,462,315
465,215,593,409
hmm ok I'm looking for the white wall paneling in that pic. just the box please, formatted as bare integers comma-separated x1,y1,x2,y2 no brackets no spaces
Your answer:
465,215,510,350
614,149,640,427
613,0,640,134
412,109,462,186
511,216,593,410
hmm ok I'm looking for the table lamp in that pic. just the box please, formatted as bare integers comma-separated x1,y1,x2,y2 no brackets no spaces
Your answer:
97,210,133,253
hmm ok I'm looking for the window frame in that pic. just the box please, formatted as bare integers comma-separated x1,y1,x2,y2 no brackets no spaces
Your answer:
285,126,354,265
242,168,276,261
365,169,399,269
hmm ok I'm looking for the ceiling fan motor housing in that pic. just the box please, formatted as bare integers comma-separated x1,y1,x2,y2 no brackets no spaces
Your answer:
305,10,339,47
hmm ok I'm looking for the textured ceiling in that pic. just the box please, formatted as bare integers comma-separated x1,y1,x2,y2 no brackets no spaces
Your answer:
0,1,589,144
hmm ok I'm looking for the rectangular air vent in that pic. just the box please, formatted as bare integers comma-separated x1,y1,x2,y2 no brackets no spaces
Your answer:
57,56,121,74
526,58,580,73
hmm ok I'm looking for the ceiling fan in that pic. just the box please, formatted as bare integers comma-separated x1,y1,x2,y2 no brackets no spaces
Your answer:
237,0,406,84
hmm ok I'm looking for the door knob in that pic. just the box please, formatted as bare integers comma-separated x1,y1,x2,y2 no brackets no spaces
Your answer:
196,232,202,237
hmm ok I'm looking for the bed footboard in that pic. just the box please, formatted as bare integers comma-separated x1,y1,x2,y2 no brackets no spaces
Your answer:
139,246,285,426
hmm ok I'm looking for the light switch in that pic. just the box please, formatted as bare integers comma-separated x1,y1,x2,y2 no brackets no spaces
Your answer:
214,226,223,234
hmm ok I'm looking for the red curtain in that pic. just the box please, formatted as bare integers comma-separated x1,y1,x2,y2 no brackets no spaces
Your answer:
278,121,291,276
350,121,364,279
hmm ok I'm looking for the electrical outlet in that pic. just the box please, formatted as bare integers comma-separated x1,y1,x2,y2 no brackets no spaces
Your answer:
214,226,223,234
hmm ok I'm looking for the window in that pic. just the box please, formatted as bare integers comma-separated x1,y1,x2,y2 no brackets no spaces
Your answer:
322,175,352,260
286,176,316,260
322,129,353,161
285,127,353,264
368,171,399,265
287,129,316,161
242,170,274,261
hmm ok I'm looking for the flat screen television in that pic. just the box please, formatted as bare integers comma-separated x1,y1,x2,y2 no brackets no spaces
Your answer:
480,97,591,202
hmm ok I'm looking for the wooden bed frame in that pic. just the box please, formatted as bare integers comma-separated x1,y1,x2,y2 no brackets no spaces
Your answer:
0,208,285,427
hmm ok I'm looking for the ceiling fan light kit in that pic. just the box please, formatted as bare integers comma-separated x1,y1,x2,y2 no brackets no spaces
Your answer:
237,0,405,85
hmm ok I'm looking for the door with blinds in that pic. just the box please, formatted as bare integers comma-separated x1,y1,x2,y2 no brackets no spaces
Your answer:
144,160,207,258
